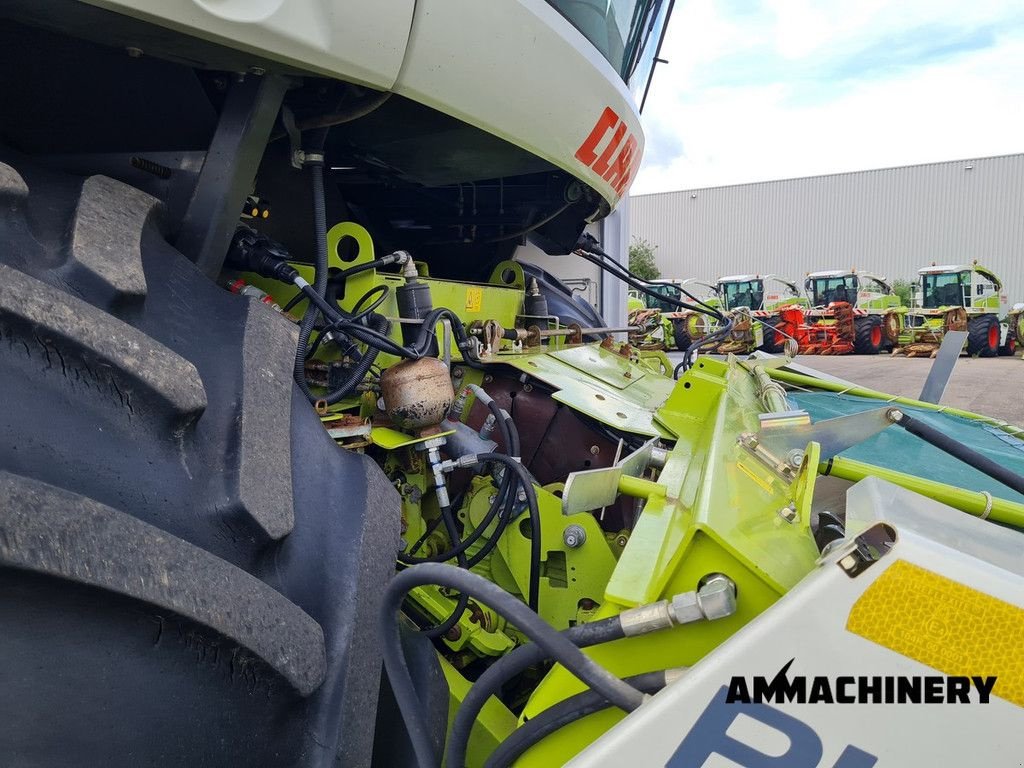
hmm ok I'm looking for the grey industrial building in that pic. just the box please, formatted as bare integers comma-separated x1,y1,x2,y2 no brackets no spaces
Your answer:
630,153,1024,305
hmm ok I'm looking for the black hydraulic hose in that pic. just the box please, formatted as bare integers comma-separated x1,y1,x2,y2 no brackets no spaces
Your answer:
673,317,736,377
478,453,540,612
888,409,1024,495
380,563,646,768
503,411,521,459
421,505,471,639
445,616,626,768
399,466,514,566
484,671,667,768
319,312,390,405
576,247,723,319
293,160,329,401
463,475,516,568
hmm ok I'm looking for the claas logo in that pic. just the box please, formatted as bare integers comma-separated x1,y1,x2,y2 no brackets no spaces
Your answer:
575,107,640,198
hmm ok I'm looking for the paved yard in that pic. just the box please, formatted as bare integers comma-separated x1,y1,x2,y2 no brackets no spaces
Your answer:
666,352,1024,425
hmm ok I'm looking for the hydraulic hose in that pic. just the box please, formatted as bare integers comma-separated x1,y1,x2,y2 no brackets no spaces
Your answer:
380,563,646,768
294,157,329,402
477,452,540,612
446,616,626,768
887,408,1024,495
421,504,471,639
484,671,673,768
319,312,390,405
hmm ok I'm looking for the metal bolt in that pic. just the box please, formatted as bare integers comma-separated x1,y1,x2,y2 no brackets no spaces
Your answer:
787,449,805,469
615,534,629,548
563,524,587,549
488,494,497,505
778,503,798,523
125,46,144,58
452,367,464,380
887,408,904,423
589,445,600,456
445,625,462,641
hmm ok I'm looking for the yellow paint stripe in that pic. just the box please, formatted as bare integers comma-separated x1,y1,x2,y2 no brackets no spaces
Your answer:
847,560,1024,707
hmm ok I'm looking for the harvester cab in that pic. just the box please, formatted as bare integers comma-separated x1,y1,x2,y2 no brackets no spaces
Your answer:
898,263,1024,357
714,274,804,354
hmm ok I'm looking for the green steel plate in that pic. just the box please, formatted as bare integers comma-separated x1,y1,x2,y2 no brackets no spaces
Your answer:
370,427,454,450
501,345,676,437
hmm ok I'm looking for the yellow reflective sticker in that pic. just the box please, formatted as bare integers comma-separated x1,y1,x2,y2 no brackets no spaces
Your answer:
847,559,1024,707
466,286,483,313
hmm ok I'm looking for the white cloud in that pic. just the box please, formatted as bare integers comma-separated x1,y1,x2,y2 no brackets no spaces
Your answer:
633,1,1024,193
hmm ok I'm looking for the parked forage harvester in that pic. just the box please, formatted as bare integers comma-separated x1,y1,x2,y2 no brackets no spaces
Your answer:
627,279,717,351
714,274,807,355
895,262,1024,357
773,270,904,355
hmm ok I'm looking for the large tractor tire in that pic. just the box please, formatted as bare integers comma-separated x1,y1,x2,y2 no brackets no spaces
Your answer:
759,317,787,354
0,153,399,766
853,316,883,354
967,314,1000,357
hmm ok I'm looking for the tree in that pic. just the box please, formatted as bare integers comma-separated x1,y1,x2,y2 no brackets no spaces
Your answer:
891,278,913,307
629,237,660,280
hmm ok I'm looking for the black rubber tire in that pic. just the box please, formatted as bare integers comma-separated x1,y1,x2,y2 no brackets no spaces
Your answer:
999,325,1017,356
853,316,883,354
671,317,693,352
760,317,786,354
0,153,399,766
967,314,1000,357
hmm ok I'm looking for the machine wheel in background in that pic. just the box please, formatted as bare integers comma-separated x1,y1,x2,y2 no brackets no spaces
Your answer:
967,314,1000,357
853,316,883,354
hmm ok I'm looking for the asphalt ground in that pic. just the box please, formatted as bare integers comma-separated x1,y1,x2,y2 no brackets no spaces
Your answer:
665,352,1024,426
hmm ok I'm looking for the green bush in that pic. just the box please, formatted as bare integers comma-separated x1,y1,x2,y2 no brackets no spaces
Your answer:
891,278,913,306
629,237,660,280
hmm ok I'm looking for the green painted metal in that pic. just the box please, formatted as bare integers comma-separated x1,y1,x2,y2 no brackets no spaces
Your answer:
822,455,1024,528
507,357,823,765
501,347,676,437
440,655,519,768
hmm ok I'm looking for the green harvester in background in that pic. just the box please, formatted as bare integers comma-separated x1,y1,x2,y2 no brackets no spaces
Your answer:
896,262,1024,357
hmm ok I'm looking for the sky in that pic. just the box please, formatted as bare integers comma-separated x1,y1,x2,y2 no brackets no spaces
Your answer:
632,0,1024,194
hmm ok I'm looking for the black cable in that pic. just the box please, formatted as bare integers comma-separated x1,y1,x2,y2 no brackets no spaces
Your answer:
349,284,389,322
293,160,329,402
380,563,646,768
577,250,716,318
574,239,723,317
672,316,736,377
282,289,305,313
421,504,471,639
319,313,391,405
889,410,1024,495
478,453,540,612
484,671,667,768
398,437,519,567
445,616,626,768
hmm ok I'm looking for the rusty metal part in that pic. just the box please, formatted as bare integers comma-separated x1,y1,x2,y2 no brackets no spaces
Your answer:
323,414,372,440
380,357,455,430
944,306,968,331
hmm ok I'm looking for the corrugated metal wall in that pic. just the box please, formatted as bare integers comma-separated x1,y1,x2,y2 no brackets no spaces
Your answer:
630,154,1024,305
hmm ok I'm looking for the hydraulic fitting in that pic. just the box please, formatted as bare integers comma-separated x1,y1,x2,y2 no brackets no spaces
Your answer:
619,574,737,637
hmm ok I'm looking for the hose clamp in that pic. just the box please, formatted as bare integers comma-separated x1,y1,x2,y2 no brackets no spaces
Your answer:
980,491,994,520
